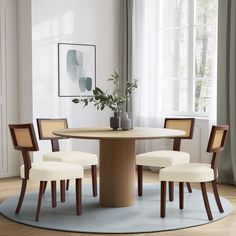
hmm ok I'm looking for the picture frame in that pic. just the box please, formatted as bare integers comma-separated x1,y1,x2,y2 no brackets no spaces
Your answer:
58,43,96,97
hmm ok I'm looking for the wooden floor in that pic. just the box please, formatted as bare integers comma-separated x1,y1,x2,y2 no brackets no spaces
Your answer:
0,170,236,236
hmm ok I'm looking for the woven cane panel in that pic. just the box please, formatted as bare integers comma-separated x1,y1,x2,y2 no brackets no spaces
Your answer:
14,128,33,148
40,120,67,138
212,130,224,149
165,120,192,138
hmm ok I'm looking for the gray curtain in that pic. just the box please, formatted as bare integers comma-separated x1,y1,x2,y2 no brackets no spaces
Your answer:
217,0,236,185
119,0,134,113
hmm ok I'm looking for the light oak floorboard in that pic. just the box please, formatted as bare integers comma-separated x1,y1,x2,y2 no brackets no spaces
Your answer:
0,170,236,236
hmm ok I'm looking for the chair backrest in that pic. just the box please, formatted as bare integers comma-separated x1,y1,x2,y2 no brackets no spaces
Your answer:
9,123,39,179
36,118,68,152
207,125,228,153
37,118,68,140
164,118,195,151
207,125,228,179
9,123,39,151
164,118,195,139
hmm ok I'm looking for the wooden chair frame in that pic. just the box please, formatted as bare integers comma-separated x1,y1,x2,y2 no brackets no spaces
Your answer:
160,125,229,221
137,118,195,200
36,118,97,198
9,123,82,221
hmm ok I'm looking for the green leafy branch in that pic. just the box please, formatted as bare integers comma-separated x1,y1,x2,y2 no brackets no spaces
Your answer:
72,70,138,113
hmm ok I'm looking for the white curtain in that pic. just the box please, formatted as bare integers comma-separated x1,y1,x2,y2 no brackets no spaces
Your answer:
132,0,218,155
133,0,169,154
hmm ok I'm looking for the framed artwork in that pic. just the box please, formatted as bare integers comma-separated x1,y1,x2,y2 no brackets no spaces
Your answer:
58,43,96,97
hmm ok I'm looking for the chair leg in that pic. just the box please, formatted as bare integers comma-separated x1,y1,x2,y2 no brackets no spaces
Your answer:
91,165,97,197
75,178,82,215
212,180,224,213
137,165,143,196
186,182,192,193
179,182,184,209
60,180,66,202
35,181,44,221
43,181,47,194
66,179,70,191
160,181,167,218
200,182,213,221
51,181,57,208
15,179,27,214
168,181,174,201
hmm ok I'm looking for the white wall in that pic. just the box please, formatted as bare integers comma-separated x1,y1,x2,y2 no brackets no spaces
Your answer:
31,0,120,160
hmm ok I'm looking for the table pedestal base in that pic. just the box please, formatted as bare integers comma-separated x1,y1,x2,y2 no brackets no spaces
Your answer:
99,139,135,207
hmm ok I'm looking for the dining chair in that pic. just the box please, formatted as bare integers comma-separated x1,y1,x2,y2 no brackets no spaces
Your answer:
36,118,98,199
159,125,228,221
136,118,195,201
9,123,83,221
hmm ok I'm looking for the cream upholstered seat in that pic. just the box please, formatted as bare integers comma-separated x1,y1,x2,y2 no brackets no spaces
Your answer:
159,125,228,221
20,161,83,181
43,151,98,167
159,163,215,183
136,150,190,167
37,118,98,197
136,118,195,199
9,123,83,222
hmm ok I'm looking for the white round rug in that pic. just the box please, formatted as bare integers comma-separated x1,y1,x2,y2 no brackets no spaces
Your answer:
0,184,232,233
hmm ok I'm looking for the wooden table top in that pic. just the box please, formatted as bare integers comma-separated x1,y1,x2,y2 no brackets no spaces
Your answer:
53,127,185,140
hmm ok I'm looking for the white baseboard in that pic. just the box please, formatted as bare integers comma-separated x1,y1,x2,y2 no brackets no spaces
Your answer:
0,171,20,178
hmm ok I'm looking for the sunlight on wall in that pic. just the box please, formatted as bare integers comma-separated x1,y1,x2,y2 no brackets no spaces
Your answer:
32,11,74,42
32,11,75,160
62,11,74,35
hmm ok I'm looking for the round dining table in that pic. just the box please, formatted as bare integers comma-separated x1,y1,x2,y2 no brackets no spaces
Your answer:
53,127,185,208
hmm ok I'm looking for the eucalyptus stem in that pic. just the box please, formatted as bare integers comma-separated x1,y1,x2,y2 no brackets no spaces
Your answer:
72,70,138,113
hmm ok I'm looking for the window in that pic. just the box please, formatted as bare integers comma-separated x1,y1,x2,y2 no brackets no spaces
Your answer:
134,0,218,118
161,0,218,115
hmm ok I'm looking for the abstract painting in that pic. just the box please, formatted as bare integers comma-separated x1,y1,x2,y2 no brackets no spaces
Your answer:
58,43,96,97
